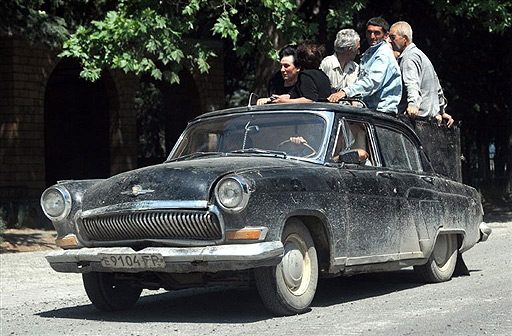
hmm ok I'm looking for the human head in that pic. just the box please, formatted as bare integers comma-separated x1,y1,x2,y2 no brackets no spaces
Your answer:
278,45,300,84
334,29,360,60
296,41,325,70
389,21,413,53
366,17,390,46
278,46,298,67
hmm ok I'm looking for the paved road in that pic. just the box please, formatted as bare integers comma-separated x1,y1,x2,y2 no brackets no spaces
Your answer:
1,222,511,336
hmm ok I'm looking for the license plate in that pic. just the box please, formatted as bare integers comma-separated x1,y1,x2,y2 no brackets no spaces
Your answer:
99,254,165,269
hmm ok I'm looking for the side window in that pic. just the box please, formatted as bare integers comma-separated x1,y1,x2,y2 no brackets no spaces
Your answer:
332,119,376,165
376,126,422,171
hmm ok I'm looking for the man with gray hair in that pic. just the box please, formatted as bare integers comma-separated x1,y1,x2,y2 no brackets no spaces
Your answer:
389,21,454,126
320,28,360,92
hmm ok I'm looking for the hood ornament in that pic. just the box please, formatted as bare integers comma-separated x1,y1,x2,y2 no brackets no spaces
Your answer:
121,185,154,196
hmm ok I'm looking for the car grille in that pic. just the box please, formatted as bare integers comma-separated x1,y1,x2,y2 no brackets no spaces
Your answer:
80,211,222,241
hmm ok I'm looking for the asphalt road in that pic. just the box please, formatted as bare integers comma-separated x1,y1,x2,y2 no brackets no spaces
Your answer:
1,221,511,336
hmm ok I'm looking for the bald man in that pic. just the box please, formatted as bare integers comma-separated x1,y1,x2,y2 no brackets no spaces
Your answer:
389,21,453,126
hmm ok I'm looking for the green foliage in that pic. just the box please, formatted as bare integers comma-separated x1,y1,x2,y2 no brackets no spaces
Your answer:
430,0,512,33
0,0,69,47
5,0,510,85
0,0,114,48
326,0,369,32
57,0,319,83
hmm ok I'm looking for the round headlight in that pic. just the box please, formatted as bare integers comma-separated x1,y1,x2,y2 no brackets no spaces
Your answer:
215,176,250,212
41,186,72,221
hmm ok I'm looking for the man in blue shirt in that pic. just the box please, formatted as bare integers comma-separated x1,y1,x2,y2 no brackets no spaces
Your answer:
328,17,402,114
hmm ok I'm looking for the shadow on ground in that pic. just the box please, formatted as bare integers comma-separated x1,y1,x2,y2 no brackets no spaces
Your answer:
0,230,57,253
36,269,445,323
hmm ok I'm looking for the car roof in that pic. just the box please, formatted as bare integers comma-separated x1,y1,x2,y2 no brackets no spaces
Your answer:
192,102,416,138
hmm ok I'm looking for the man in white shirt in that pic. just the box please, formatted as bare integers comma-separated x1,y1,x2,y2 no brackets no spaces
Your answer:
320,29,360,92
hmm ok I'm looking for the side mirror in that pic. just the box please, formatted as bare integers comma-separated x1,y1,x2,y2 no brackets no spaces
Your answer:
337,149,361,164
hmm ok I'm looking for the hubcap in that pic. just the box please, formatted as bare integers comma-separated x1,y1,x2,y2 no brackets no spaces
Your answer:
280,233,311,296
433,235,448,265
433,235,455,271
282,244,304,288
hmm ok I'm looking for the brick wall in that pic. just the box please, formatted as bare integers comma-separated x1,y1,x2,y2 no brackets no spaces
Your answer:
0,38,56,227
0,37,225,228
0,38,56,200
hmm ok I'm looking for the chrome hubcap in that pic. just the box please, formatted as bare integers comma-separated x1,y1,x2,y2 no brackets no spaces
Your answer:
282,243,304,288
280,233,311,296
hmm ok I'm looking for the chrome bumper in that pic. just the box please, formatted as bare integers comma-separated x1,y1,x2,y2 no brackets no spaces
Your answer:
46,242,284,273
479,222,492,242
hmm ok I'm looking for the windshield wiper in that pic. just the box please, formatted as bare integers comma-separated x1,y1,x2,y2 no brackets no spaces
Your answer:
167,152,225,162
229,148,287,158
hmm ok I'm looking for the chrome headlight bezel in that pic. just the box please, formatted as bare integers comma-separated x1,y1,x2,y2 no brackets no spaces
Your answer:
215,176,251,213
40,185,72,221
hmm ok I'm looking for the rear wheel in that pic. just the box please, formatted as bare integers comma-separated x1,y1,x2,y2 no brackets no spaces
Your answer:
414,234,458,283
82,272,142,311
254,219,318,316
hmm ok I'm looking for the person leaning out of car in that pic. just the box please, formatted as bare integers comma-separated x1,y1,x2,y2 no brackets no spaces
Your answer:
328,17,402,114
388,21,454,127
271,41,332,103
257,45,300,105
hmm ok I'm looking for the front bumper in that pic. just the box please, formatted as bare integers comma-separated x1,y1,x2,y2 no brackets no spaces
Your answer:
45,241,284,273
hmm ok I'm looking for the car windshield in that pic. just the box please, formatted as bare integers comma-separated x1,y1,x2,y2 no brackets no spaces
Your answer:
168,112,328,160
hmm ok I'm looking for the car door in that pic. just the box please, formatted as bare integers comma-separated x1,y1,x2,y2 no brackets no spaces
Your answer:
332,118,402,266
374,124,443,260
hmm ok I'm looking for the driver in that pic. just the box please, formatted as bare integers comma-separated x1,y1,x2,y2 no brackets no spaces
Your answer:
279,136,317,158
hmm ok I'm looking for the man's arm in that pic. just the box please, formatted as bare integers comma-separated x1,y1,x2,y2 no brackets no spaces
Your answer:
273,95,313,103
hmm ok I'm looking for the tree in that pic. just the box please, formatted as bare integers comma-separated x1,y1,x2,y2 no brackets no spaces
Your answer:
3,1,511,87
56,0,320,84
0,0,116,48
2,0,511,198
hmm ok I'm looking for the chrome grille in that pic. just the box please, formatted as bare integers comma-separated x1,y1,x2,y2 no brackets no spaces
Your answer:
80,211,222,241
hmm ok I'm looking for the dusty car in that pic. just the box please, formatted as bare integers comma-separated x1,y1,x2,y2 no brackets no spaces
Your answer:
42,103,491,316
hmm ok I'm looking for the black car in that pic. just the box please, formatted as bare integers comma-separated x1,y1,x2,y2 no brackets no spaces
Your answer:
41,103,491,316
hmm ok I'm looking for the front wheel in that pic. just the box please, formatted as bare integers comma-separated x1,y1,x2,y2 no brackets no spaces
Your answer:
254,219,318,316
414,234,458,283
82,272,142,311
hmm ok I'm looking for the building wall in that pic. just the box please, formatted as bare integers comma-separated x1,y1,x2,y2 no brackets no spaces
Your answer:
0,37,225,228
0,38,54,200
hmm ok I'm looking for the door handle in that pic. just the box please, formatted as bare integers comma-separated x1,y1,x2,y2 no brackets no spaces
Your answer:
376,171,393,178
421,176,434,184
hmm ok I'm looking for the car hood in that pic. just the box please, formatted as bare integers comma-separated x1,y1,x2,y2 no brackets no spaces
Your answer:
81,155,304,211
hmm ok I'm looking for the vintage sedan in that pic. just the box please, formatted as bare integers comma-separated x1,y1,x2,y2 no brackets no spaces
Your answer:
42,103,491,316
